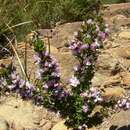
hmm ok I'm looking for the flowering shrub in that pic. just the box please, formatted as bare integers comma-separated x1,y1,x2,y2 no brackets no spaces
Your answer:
32,34,70,114
63,17,110,129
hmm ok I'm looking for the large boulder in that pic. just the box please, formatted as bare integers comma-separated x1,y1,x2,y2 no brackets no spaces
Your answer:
0,96,61,130
99,110,130,130
103,87,125,99
119,29,130,39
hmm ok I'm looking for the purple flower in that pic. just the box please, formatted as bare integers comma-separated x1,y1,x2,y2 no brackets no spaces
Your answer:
78,126,83,130
73,65,81,72
83,124,88,129
121,99,127,106
80,44,89,51
82,105,89,113
43,84,49,89
91,39,100,50
74,66,78,72
19,79,25,88
69,76,80,87
44,51,49,57
52,72,61,77
80,92,88,97
117,97,130,110
69,43,78,50
98,32,106,40
126,102,130,109
83,58,91,66
89,88,103,103
26,81,35,90
12,74,20,84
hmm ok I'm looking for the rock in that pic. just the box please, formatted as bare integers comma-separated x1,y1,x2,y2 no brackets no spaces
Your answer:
96,51,119,75
13,123,24,130
119,29,130,39
46,45,59,54
120,72,130,87
52,121,72,130
0,96,44,130
52,52,77,84
100,110,130,130
92,73,110,87
42,122,52,130
0,118,9,130
88,128,97,130
40,119,47,127
111,110,130,128
52,121,96,130
103,87,125,99
109,15,130,30
50,22,82,49
115,46,130,59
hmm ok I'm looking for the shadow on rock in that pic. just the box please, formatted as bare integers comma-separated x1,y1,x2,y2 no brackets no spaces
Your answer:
109,125,130,130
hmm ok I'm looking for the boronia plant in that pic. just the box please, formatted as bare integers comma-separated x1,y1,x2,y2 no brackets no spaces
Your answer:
64,17,110,129
0,11,130,130
0,63,35,99
32,34,70,112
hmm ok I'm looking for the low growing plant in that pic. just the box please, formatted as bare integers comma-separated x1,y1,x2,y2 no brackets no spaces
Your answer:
64,17,110,129
32,35,70,111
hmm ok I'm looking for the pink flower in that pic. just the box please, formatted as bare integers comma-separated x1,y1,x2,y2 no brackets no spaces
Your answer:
44,51,49,56
126,102,130,109
80,44,89,51
19,79,25,88
69,76,80,87
78,126,82,130
83,124,88,128
74,66,78,71
43,84,49,89
80,92,88,97
87,19,93,24
98,32,106,40
83,58,91,66
82,105,89,113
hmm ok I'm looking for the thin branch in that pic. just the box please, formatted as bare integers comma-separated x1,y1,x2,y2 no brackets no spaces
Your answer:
5,36,29,81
